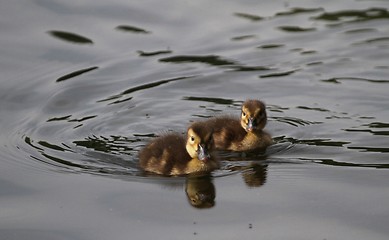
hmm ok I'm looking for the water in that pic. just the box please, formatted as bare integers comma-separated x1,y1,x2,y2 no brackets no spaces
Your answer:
1,0,389,239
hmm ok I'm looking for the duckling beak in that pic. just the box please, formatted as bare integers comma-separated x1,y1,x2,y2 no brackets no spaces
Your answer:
247,117,255,131
197,144,210,161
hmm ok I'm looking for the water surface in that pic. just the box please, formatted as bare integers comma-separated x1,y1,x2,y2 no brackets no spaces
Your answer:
1,0,389,239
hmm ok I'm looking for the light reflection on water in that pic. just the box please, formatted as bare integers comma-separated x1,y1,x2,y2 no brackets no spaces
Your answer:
1,0,389,238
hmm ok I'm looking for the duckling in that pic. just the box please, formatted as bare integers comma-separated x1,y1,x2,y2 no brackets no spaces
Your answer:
206,99,272,151
139,122,218,176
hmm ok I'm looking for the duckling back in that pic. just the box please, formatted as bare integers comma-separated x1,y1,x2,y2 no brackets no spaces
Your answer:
139,133,190,175
207,116,247,150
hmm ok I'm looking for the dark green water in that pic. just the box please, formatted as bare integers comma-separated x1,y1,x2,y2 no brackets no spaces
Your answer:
1,0,389,239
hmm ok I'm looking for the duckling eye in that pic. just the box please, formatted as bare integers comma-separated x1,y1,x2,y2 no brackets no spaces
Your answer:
190,136,195,142
242,111,246,117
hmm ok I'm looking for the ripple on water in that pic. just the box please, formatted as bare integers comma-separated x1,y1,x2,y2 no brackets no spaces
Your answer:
21,87,388,178
313,7,389,26
115,25,151,34
47,30,94,44
8,84,388,178
15,91,366,179
2,0,389,183
56,66,99,82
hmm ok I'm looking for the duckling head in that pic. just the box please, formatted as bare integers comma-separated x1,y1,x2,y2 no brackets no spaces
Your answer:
186,123,214,161
240,99,267,132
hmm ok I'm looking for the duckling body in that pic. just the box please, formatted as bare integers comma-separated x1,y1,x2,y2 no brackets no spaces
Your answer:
139,123,218,176
207,116,246,150
209,116,272,151
206,99,272,152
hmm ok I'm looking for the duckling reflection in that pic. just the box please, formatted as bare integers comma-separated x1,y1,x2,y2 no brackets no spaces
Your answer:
185,175,215,209
204,99,273,152
227,162,268,188
139,122,219,176
241,163,267,188
137,162,266,209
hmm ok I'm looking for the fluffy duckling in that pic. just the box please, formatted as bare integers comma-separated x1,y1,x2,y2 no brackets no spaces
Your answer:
206,99,272,151
139,122,218,176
